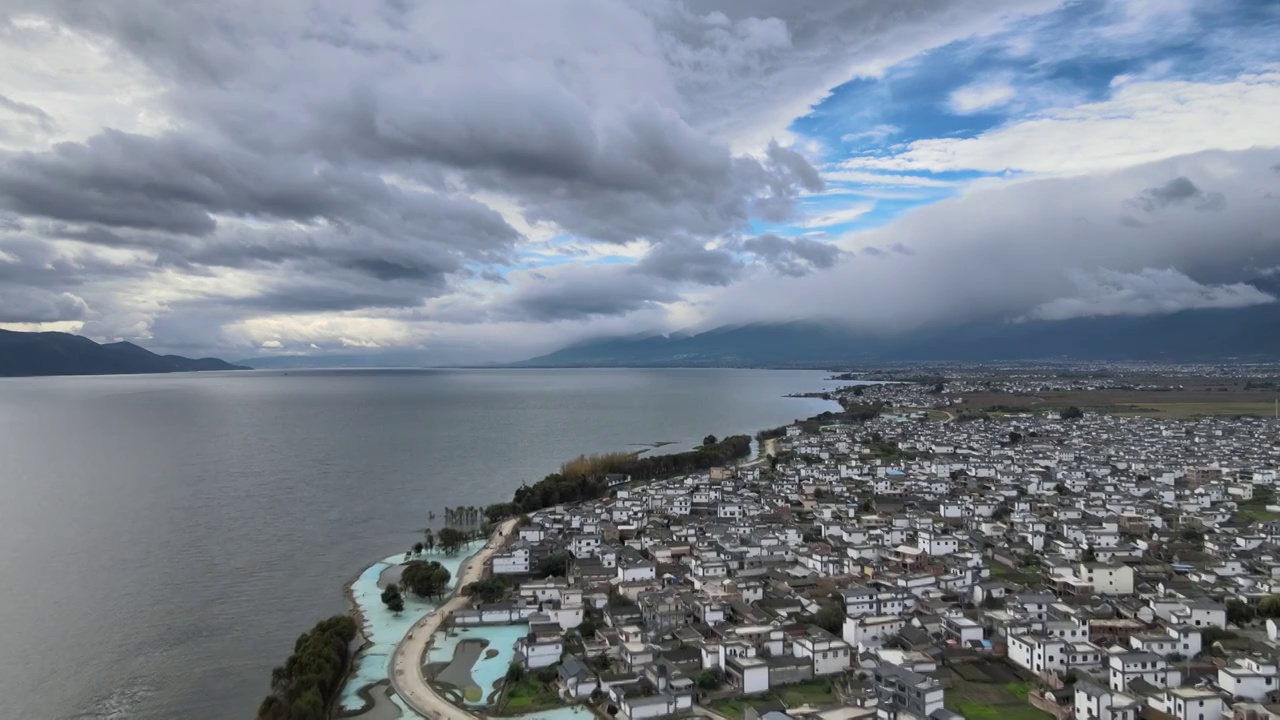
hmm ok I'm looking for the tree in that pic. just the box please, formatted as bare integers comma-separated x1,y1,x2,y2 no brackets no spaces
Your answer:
802,529,824,544
1061,406,1084,420
289,688,325,720
536,550,573,578
412,541,424,555
1202,627,1238,646
1258,595,1280,618
1082,545,1097,563
465,576,509,604
422,529,435,553
698,669,725,690
703,434,718,447
815,603,846,634
401,560,451,598
505,662,526,683
381,582,405,613
579,615,602,638
860,499,875,514
1008,431,1023,444
437,527,467,555
1227,599,1255,625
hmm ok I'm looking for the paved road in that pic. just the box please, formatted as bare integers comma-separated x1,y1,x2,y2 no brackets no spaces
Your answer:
388,517,519,720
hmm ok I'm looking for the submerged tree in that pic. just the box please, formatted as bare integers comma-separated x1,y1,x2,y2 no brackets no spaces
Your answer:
382,582,405,613
401,560,452,598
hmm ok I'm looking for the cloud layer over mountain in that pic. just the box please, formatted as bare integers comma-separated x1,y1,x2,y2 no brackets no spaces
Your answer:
0,0,1277,363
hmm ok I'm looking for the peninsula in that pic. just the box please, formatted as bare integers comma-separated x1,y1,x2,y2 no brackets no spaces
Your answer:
272,363,1280,720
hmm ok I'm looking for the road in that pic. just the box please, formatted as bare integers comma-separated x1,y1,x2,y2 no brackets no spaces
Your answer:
388,517,519,720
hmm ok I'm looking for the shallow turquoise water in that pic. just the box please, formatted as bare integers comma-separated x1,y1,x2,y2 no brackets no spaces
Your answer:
340,542,483,713
426,623,529,706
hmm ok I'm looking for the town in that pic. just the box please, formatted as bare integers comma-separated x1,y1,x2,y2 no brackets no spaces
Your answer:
385,372,1280,720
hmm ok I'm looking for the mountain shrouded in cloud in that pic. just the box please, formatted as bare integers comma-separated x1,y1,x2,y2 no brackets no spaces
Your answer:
0,0,1278,365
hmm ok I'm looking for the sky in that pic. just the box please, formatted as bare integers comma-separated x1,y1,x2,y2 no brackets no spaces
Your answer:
1,0,1279,363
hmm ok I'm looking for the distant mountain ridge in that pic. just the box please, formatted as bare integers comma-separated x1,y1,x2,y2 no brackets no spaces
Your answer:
0,330,249,377
515,299,1280,367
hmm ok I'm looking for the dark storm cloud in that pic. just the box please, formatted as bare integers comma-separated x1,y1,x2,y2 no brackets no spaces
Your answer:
740,233,842,277
0,130,519,248
1133,176,1226,212
0,285,88,322
494,265,681,322
707,148,1280,332
0,0,1137,356
634,236,743,286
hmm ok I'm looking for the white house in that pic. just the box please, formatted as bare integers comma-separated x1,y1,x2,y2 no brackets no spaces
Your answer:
518,635,564,669
1075,680,1141,720
1109,652,1179,692
1156,687,1224,720
493,544,532,575
1218,657,1280,701
792,632,852,675
916,529,959,557
1077,563,1135,595
843,615,904,651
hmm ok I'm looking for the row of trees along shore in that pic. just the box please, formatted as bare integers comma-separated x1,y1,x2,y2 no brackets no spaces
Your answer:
483,434,751,521
257,615,357,720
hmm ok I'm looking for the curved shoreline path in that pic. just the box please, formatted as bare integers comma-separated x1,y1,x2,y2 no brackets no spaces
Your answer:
390,517,519,720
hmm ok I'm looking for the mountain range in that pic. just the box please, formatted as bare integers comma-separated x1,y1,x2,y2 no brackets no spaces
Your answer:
516,298,1280,368
0,330,249,377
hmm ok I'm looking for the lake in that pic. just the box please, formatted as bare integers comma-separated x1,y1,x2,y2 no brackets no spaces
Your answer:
0,368,842,720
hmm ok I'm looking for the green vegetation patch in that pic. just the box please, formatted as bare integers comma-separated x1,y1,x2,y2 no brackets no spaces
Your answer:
774,679,836,708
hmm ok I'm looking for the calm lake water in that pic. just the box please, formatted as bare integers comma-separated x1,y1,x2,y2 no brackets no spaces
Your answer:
0,368,840,720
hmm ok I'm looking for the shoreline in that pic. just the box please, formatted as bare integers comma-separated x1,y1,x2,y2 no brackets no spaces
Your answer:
338,539,490,718
387,516,520,720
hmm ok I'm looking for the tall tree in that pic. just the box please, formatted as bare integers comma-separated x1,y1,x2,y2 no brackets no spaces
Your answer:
437,527,467,555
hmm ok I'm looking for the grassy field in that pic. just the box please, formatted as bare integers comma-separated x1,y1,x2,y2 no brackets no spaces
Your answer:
942,665,1052,720
500,678,560,713
711,680,838,718
774,680,836,708
955,387,1279,418
1109,402,1280,418
709,698,753,719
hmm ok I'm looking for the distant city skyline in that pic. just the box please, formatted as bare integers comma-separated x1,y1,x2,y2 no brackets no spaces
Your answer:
1,0,1278,363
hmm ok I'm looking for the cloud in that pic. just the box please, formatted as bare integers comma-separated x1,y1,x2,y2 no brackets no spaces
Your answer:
807,202,876,227
0,286,89,323
1132,176,1226,212
840,125,901,143
740,233,842,277
848,71,1280,175
947,79,1017,114
700,147,1280,333
633,236,743,286
492,264,681,322
1024,268,1275,321
0,0,1276,361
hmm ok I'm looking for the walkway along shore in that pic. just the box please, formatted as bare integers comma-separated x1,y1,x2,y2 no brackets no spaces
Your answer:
388,517,520,720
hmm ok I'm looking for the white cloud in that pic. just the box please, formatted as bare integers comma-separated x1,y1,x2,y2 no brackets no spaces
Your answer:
1024,268,1275,321
947,79,1017,114
822,170,954,187
259,339,283,349
849,71,1280,175
807,203,876,227
840,124,901,143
